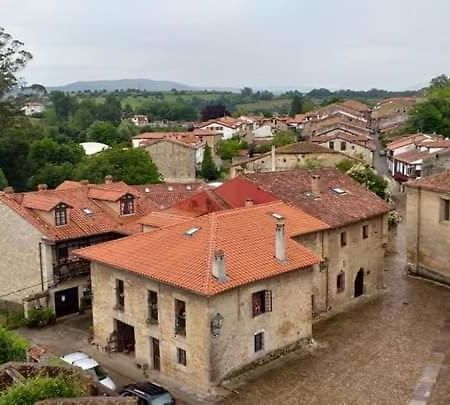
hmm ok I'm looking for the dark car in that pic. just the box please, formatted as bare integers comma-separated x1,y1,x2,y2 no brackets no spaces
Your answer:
119,382,176,405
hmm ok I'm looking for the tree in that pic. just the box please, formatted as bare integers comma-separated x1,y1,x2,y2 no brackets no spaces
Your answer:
217,138,247,160
430,74,449,89
28,137,83,168
272,131,296,147
49,91,76,120
0,328,27,364
30,163,75,190
290,95,304,116
0,134,31,190
0,168,7,189
86,121,121,146
201,104,230,121
240,87,253,97
346,163,388,199
74,147,162,184
407,94,450,137
200,144,219,180
97,94,122,125
0,27,32,131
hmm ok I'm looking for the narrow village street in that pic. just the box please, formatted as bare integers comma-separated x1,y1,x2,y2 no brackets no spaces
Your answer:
222,196,450,405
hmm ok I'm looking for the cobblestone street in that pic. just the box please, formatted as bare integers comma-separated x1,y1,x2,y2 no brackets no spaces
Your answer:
222,197,450,405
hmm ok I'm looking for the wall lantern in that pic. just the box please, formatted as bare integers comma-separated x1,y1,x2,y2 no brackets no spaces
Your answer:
210,313,224,337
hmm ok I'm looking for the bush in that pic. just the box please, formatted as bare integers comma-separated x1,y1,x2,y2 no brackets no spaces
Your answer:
0,375,87,405
26,308,56,328
0,328,28,364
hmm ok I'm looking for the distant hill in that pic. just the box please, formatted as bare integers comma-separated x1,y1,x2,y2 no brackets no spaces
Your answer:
47,78,239,93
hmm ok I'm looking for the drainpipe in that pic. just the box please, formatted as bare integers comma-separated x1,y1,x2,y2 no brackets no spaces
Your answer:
415,187,421,272
38,242,44,291
323,231,329,311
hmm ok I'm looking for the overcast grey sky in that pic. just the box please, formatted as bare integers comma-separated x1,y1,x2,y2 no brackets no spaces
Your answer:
3,0,450,90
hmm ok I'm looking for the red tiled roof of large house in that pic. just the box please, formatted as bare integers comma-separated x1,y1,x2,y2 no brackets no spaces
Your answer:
132,182,213,210
310,131,376,151
198,116,243,129
138,212,191,228
339,100,370,113
394,150,430,164
0,181,156,241
406,171,450,193
386,134,430,150
75,201,327,296
243,168,390,228
133,128,220,142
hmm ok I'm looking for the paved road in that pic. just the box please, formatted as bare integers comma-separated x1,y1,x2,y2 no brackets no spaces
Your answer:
372,131,390,177
222,196,450,405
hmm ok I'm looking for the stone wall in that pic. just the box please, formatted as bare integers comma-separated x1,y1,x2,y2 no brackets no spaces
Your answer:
143,142,196,182
406,187,450,284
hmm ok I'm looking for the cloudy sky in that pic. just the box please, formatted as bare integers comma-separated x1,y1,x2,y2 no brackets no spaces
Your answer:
3,0,450,90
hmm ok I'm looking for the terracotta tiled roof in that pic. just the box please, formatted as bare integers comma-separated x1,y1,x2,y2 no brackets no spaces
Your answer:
244,168,390,228
138,212,191,228
394,150,430,164
164,190,231,217
386,134,429,150
0,182,155,241
132,183,212,210
198,116,243,130
313,123,371,137
75,202,325,296
340,100,370,113
406,171,450,193
311,132,376,151
140,137,202,149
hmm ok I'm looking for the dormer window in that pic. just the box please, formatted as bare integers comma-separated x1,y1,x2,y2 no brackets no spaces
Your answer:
55,203,68,226
120,194,135,216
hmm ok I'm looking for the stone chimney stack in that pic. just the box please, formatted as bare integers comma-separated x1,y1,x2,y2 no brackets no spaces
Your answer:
105,175,113,184
3,186,14,194
212,249,227,282
245,198,254,207
271,145,276,172
275,218,286,261
311,174,320,197
37,184,48,192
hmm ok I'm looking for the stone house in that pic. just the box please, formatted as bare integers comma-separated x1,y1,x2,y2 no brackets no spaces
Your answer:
310,130,375,165
405,172,450,285
197,117,244,140
141,139,204,183
422,149,450,177
243,168,391,314
229,142,355,178
0,179,154,317
372,97,417,132
75,202,323,393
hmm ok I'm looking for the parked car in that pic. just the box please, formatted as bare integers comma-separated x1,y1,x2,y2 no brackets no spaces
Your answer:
378,149,386,156
119,382,176,404
60,352,117,390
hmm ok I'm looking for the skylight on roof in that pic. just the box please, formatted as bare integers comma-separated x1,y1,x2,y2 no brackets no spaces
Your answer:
331,187,347,195
144,187,150,193
184,227,200,236
82,208,93,215
168,186,174,192
271,213,284,220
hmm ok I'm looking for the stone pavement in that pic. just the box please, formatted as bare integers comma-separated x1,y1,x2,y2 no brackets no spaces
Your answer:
221,195,450,405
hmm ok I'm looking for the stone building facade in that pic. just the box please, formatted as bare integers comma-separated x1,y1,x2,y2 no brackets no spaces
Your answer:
76,202,323,393
406,172,450,285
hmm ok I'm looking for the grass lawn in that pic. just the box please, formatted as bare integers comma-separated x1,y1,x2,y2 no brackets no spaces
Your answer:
237,98,291,112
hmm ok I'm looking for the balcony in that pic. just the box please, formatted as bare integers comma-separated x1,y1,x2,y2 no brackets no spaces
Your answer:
53,258,90,283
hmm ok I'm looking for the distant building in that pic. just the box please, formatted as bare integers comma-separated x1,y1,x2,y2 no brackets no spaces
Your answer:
372,97,418,132
406,172,450,285
130,115,149,127
197,117,244,140
21,102,45,116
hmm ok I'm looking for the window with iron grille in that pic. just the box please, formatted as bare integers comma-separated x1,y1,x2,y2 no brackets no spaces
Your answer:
115,279,124,310
120,194,135,215
252,290,272,317
147,290,158,323
254,332,264,352
55,204,68,226
177,348,187,366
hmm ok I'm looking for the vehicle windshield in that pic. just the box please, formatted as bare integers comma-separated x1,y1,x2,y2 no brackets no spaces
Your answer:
93,365,108,380
152,393,174,405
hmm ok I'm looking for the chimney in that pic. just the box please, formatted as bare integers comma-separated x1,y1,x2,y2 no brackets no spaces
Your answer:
105,175,113,184
3,186,14,194
271,145,276,172
245,198,254,207
311,174,320,197
80,180,89,186
212,249,227,282
37,184,48,192
275,218,286,261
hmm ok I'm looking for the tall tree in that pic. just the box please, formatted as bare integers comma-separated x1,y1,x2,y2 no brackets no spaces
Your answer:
201,104,230,121
0,26,32,131
87,121,121,146
0,168,7,189
290,95,305,116
200,144,219,180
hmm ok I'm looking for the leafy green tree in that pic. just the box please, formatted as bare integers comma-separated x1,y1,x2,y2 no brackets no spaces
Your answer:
74,147,162,184
200,144,219,180
272,131,296,147
0,375,87,405
49,91,76,120
430,74,449,89
408,97,450,136
240,87,253,97
29,137,83,168
346,163,388,199
290,95,305,116
30,163,75,189
0,168,7,189
335,158,355,173
0,328,27,364
97,94,122,125
0,134,31,190
86,121,121,146
217,138,247,160
0,27,33,131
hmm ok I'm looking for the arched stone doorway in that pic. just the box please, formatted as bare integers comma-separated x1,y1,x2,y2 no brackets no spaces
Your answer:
354,268,364,298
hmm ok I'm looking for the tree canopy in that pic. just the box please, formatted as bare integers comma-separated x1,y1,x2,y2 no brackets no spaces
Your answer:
200,144,219,180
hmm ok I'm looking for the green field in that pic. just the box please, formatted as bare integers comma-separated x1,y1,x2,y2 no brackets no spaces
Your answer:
236,98,292,113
